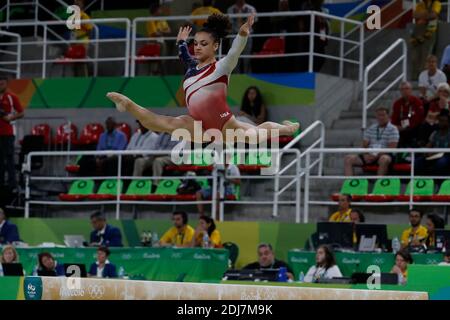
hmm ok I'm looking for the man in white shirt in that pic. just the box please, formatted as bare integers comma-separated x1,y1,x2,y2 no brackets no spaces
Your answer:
418,54,448,101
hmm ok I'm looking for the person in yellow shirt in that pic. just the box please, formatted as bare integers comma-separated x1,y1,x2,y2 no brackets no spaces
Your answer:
329,194,352,222
159,211,195,247
191,0,222,28
72,0,93,46
190,215,222,248
391,249,413,284
400,209,428,248
146,4,171,41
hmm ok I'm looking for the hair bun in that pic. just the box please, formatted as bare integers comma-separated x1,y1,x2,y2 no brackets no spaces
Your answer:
203,14,231,40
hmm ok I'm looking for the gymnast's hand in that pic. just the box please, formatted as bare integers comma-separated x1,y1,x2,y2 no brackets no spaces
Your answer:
239,13,255,37
177,26,192,43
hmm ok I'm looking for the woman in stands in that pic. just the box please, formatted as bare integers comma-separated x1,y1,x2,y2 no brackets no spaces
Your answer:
107,14,298,143
237,86,267,125
304,245,343,283
391,249,413,285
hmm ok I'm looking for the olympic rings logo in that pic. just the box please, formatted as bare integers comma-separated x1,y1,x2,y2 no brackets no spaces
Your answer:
88,285,105,299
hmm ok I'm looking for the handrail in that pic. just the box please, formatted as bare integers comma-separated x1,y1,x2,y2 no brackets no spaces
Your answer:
0,29,21,78
362,38,406,130
343,0,372,18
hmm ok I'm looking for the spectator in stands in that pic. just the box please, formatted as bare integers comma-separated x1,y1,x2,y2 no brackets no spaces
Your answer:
304,245,343,283
401,209,428,249
160,211,195,247
418,55,448,102
417,83,450,146
0,76,24,190
196,162,241,219
146,3,171,74
391,249,413,284
391,81,424,148
439,251,450,265
227,0,257,73
243,243,294,280
190,215,222,248
329,194,352,222
410,1,442,78
71,0,94,77
425,213,445,248
344,107,399,176
89,211,123,247
441,44,450,81
237,86,267,125
415,110,450,175
191,0,222,29
88,246,117,278
35,252,65,277
0,245,19,264
95,116,127,176
132,132,180,187
122,120,159,176
0,208,20,245
350,209,365,223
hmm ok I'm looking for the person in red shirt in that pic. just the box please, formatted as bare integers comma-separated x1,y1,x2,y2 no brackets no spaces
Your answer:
0,76,24,189
391,81,425,147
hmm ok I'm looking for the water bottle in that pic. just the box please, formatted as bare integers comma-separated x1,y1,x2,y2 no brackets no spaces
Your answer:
202,233,210,248
298,271,305,283
277,267,288,282
392,237,401,254
118,266,125,279
398,272,404,285
152,231,159,247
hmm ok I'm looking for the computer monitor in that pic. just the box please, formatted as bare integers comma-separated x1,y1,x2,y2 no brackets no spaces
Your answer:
316,222,354,249
64,235,86,248
63,263,87,278
1,263,24,276
435,229,450,252
355,224,389,251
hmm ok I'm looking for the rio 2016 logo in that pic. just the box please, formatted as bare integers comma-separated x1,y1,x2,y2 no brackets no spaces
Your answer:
66,5,81,30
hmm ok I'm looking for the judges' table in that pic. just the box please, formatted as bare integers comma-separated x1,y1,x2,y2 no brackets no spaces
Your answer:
16,247,229,282
288,250,443,277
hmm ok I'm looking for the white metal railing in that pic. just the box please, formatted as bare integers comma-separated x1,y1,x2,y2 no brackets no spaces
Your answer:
24,148,302,222
303,147,450,222
0,18,130,78
0,29,21,78
362,38,407,130
272,120,325,222
131,11,365,80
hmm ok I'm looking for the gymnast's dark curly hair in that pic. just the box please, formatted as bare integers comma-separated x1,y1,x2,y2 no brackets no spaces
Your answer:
200,14,231,43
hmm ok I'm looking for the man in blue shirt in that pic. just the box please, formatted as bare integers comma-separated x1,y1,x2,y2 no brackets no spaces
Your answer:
0,208,20,244
96,117,128,176
89,211,123,247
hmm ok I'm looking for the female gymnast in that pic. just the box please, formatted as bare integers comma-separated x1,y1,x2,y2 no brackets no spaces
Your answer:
106,14,299,143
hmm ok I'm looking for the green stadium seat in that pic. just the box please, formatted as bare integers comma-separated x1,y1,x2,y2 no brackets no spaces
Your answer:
331,179,369,202
364,178,401,202
396,179,434,201
144,179,181,201
88,179,123,200
164,151,214,172
121,180,152,201
174,178,209,201
432,180,450,202
59,179,95,201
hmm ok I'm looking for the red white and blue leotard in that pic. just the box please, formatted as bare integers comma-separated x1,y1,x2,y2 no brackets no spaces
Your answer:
178,35,248,131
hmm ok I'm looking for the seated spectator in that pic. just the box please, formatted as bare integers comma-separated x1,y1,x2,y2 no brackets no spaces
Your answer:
132,132,180,187
70,0,94,77
425,213,445,248
441,44,450,80
227,0,257,73
415,110,450,175
410,1,441,78
89,211,123,247
121,120,159,176
391,81,424,148
145,3,171,74
350,209,365,223
418,55,447,103
191,0,222,29
159,211,195,247
0,208,20,244
304,245,343,283
417,83,450,146
391,249,413,284
401,209,428,249
190,215,222,248
88,246,117,278
344,107,399,176
243,243,294,280
236,86,267,125
0,245,23,276
329,194,352,222
196,162,241,219
438,251,450,266
35,252,65,277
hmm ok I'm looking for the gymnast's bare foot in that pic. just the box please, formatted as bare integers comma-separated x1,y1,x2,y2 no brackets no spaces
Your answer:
282,120,300,135
106,92,131,112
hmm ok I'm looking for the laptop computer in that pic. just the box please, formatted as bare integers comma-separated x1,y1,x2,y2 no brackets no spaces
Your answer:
64,235,86,248
1,263,24,276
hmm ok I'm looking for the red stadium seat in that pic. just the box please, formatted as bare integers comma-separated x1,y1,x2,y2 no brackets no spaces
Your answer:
362,163,411,173
164,164,214,172
65,164,80,174
256,37,285,55
54,45,87,65
116,122,131,142
54,123,78,145
78,123,104,146
136,43,161,63
31,124,52,145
